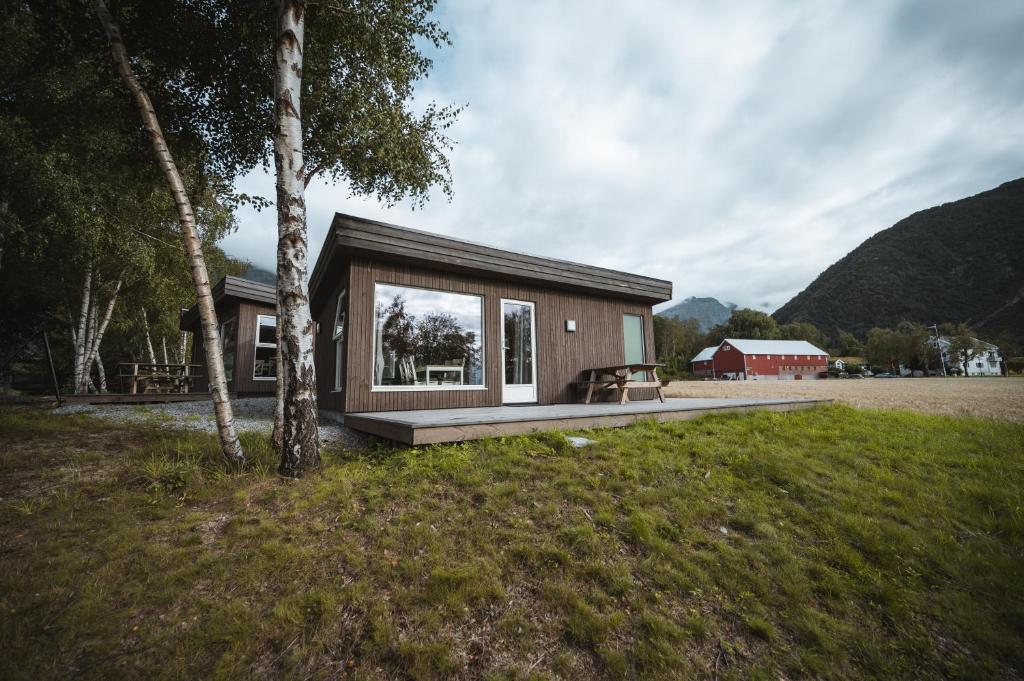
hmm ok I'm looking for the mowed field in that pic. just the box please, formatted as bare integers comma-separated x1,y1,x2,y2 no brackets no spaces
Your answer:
666,377,1024,421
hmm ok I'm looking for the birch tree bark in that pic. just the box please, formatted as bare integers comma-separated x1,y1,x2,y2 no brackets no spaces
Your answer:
162,337,169,365
92,0,244,465
274,0,320,476
272,296,284,450
84,278,122,387
142,308,156,364
179,331,188,364
95,351,107,393
73,265,92,394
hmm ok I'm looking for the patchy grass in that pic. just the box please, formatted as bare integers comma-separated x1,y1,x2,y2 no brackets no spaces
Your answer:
1,404,1022,680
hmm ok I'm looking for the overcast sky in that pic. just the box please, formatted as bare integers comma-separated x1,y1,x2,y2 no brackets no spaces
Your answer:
222,0,1024,312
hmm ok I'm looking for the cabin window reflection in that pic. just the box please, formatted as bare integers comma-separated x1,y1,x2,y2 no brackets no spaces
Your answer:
253,315,277,380
372,283,484,389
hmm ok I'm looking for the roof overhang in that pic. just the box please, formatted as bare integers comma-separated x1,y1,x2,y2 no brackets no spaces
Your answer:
179,276,276,330
309,213,673,312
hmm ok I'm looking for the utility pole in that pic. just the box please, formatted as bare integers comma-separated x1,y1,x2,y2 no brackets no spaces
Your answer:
928,324,946,377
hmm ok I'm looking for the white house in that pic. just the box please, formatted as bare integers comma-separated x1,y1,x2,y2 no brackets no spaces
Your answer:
932,336,1004,376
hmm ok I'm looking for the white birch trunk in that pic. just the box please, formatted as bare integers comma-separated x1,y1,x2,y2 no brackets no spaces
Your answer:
179,331,188,364
84,278,122,382
162,337,169,365
92,0,245,465
73,265,93,394
274,0,320,476
142,308,157,364
79,299,98,393
272,294,284,454
95,351,107,393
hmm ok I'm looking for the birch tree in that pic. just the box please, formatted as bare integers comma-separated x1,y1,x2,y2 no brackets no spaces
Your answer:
273,1,319,476
91,0,244,465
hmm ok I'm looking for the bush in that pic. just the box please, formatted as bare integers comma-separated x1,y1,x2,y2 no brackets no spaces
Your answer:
1007,357,1024,374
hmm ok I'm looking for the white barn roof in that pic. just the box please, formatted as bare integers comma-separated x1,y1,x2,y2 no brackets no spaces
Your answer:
690,346,718,363
722,338,828,356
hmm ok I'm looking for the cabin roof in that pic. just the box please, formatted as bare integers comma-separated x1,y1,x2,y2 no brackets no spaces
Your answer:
309,213,673,311
179,276,275,330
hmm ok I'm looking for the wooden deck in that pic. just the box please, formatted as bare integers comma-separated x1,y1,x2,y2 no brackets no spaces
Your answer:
344,397,832,445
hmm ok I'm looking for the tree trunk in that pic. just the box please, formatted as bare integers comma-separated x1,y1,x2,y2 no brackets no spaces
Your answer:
142,308,157,364
92,0,244,465
73,265,93,394
162,336,169,365
83,278,122,393
272,301,284,454
81,303,96,393
179,331,188,364
95,351,107,393
274,0,320,477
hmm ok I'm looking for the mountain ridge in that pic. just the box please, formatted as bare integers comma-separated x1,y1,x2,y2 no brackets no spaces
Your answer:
773,178,1024,345
657,296,737,332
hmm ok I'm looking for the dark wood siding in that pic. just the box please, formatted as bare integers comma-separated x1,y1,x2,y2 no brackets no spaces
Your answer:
339,259,657,414
314,266,350,413
188,300,277,396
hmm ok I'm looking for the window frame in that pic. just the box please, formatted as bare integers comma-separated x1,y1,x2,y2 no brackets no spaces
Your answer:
370,282,487,393
252,314,277,381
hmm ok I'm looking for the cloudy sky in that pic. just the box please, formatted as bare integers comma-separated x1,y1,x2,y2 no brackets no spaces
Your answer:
223,0,1024,312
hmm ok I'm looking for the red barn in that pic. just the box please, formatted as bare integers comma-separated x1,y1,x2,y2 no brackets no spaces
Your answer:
690,339,829,380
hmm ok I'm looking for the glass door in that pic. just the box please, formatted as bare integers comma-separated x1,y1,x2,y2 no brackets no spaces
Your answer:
501,299,537,403
622,314,646,379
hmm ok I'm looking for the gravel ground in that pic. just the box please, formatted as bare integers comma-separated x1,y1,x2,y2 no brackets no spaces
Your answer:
665,376,1024,422
56,397,371,449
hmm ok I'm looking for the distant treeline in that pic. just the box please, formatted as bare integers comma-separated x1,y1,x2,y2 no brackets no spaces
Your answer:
654,309,1024,378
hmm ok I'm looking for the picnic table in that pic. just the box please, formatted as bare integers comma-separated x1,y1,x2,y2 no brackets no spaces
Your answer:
118,363,202,395
579,363,666,405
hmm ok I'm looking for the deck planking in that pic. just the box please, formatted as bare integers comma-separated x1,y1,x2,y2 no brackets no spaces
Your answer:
344,397,832,445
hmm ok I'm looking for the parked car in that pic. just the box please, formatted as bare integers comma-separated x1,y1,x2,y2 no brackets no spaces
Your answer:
874,372,896,378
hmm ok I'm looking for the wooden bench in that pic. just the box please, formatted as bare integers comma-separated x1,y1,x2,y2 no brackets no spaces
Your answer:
579,363,666,405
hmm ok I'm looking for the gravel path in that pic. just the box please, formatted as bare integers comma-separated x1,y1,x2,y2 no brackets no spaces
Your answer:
56,397,371,449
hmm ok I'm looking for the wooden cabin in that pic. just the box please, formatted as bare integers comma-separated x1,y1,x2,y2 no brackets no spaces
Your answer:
309,214,673,418
180,276,278,396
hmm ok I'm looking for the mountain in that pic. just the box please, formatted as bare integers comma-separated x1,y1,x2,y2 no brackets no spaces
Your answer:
658,297,737,332
238,263,276,285
774,178,1024,345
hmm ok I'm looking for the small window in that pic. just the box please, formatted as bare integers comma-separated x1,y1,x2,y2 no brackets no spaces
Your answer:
253,315,277,380
333,290,346,391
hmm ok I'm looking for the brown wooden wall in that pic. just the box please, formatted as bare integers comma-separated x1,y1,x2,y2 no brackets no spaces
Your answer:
314,267,350,414
189,299,277,396
325,258,657,414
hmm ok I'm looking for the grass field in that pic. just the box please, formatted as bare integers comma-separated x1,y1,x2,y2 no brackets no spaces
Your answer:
2,405,1023,680
666,376,1024,422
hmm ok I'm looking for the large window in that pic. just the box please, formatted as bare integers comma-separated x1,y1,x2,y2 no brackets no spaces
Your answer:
372,283,484,389
253,314,277,380
220,318,237,382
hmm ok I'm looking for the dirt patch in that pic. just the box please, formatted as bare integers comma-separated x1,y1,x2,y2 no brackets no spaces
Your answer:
665,376,1024,421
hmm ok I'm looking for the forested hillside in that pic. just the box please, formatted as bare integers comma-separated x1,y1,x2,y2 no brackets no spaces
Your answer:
774,179,1024,344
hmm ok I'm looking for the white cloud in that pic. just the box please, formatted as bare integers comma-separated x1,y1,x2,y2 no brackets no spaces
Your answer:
221,0,1024,312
